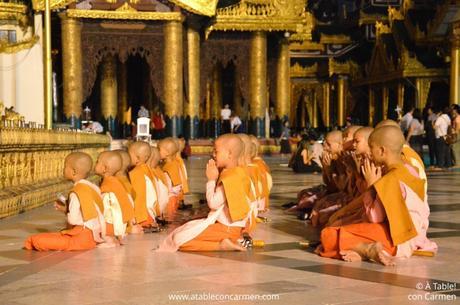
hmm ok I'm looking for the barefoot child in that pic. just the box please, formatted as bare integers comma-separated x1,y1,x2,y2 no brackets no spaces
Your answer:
96,151,135,246
158,134,252,252
25,152,105,251
318,126,437,265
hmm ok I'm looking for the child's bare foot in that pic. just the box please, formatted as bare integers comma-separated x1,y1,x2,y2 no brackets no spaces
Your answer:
366,242,395,266
340,250,362,262
219,239,247,251
130,225,144,234
314,244,323,255
98,241,118,248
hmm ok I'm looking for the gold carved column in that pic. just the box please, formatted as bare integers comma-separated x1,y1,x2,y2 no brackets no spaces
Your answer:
312,89,318,128
100,55,118,134
276,38,290,120
337,76,346,126
397,82,405,112
186,26,200,139
60,14,82,127
369,86,375,126
382,86,389,120
416,78,431,110
249,31,267,137
164,20,184,136
117,60,128,125
451,22,460,105
322,82,331,128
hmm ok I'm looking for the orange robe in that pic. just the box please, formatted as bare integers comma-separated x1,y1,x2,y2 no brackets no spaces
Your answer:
150,165,176,218
101,176,135,237
253,157,271,210
129,164,159,227
319,163,423,259
177,167,251,252
24,182,103,251
162,159,183,213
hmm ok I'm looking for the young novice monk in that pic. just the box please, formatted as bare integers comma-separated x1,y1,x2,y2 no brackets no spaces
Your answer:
115,149,143,234
249,135,272,212
128,141,160,232
148,146,171,220
25,152,105,251
318,126,437,265
96,151,135,246
158,134,252,252
158,138,183,217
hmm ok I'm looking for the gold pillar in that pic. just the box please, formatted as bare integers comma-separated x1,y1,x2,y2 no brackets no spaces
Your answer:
211,64,222,119
205,78,211,120
322,82,330,128
100,55,118,120
312,89,318,128
117,60,128,124
369,87,375,126
382,86,389,120
451,22,460,105
397,82,404,111
164,21,183,118
416,78,431,110
337,76,346,126
276,38,290,119
60,14,82,122
186,26,200,119
249,31,267,119
44,0,52,129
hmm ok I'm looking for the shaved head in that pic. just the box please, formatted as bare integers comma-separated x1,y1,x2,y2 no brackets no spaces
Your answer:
65,152,93,178
238,134,255,163
375,119,399,129
97,151,122,175
128,141,151,164
355,127,374,140
158,138,178,156
343,125,362,142
149,146,161,168
115,150,131,173
249,135,260,156
216,134,244,160
326,130,343,143
369,126,405,154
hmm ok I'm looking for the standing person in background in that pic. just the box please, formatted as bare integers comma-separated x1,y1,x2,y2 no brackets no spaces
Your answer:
231,114,242,134
221,104,232,134
152,110,166,140
400,107,415,136
451,105,460,168
434,107,452,169
279,120,291,157
406,108,424,159
425,106,438,168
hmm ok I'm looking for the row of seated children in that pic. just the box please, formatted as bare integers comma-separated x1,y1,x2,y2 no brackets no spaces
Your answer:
25,134,272,252
285,120,436,265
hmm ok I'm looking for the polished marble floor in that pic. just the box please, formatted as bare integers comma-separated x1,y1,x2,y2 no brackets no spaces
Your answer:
0,156,459,305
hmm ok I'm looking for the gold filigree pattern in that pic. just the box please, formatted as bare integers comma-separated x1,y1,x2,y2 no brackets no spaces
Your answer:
290,62,318,78
32,0,75,11
66,8,184,21
0,36,39,54
168,0,218,17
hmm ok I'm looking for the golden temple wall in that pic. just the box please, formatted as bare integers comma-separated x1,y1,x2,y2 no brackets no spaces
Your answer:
0,126,110,218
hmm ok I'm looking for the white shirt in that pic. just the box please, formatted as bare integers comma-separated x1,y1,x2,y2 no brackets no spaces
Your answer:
231,116,242,130
434,114,451,138
400,112,413,132
221,108,231,120
310,142,323,167
409,119,424,136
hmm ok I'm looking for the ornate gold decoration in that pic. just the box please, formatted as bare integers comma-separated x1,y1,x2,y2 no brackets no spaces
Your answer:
416,78,431,109
321,82,330,128
0,2,27,23
61,15,83,119
320,34,351,44
186,27,200,118
337,77,346,126
0,35,39,54
249,31,267,119
276,39,290,118
168,0,218,17
211,64,222,119
164,21,183,117
328,59,357,77
388,6,404,25
118,61,129,124
289,41,324,51
375,21,392,36
382,86,389,120
359,11,387,26
206,0,306,38
101,55,118,119
32,0,75,11
290,62,318,78
66,8,184,21
0,126,109,218
288,12,315,42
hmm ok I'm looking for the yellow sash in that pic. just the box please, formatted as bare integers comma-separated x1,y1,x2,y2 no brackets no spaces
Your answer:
217,167,251,222
116,175,136,200
402,145,425,173
176,156,190,194
162,159,182,186
71,183,103,222
101,176,135,223
373,163,425,245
